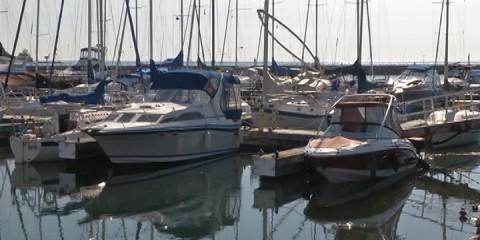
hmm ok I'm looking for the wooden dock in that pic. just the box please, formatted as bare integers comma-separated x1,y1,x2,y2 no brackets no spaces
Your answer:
241,128,315,178
252,146,305,177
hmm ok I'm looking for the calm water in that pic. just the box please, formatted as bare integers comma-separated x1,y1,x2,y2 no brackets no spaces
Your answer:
1,146,480,240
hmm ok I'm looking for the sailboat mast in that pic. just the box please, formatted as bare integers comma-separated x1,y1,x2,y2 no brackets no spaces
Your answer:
35,0,40,74
262,0,269,102
88,0,92,68
357,0,364,63
99,0,104,76
444,0,449,83
315,0,318,62
271,0,274,60
235,0,238,70
149,0,153,59
211,0,215,68
182,0,185,48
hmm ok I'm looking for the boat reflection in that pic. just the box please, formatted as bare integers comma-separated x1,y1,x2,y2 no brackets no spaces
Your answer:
9,160,110,217
83,154,242,239
253,174,306,211
304,171,420,239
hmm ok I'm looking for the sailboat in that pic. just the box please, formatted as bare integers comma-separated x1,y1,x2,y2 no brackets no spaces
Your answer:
399,0,480,149
245,5,343,131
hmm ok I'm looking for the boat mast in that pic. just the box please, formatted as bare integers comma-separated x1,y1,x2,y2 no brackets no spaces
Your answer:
35,0,40,74
262,0,269,103
181,0,184,49
88,0,92,78
271,0,274,61
149,0,153,60
4,0,26,92
444,0,449,84
211,0,215,68
47,0,65,85
356,0,364,63
99,0,104,77
235,0,238,70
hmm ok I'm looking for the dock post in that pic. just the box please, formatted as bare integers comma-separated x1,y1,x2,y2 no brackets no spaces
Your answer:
271,107,278,129
258,108,264,132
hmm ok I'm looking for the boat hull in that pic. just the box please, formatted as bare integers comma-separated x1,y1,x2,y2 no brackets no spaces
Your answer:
9,136,60,163
88,127,241,164
305,144,418,183
430,130,480,149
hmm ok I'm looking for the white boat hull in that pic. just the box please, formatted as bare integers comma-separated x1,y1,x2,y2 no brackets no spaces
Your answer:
90,128,241,164
9,135,60,163
305,138,419,183
430,130,480,149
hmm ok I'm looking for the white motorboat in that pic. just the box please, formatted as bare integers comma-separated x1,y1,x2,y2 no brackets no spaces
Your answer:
304,93,420,183
426,107,480,149
390,65,444,114
83,69,243,164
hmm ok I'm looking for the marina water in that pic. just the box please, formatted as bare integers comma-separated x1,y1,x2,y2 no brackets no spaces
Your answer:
1,146,480,239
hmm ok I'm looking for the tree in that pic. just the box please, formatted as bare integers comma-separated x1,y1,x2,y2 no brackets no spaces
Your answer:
17,48,33,62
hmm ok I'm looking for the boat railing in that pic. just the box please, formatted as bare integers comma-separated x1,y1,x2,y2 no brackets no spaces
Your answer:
399,88,480,124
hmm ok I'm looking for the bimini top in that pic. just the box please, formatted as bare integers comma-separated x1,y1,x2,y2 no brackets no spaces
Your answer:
150,69,239,92
406,65,431,72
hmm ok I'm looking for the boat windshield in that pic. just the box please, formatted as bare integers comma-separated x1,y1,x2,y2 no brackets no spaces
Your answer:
320,103,402,139
151,89,211,104
321,123,399,139
396,69,427,82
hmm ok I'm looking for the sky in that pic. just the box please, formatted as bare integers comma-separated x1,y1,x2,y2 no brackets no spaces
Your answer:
1,0,480,66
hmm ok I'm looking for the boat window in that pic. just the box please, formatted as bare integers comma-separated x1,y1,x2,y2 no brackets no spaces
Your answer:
397,70,427,82
204,77,220,96
467,73,480,84
220,81,242,121
365,106,386,124
105,112,120,121
322,123,399,139
335,107,365,123
174,112,204,121
117,113,135,123
153,89,210,104
137,114,162,123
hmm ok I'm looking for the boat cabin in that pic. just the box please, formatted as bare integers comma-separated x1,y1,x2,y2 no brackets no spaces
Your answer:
322,95,403,139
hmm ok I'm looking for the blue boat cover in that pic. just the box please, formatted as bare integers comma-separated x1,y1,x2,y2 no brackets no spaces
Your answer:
406,65,431,71
156,51,184,68
271,58,300,76
39,80,106,105
150,68,240,91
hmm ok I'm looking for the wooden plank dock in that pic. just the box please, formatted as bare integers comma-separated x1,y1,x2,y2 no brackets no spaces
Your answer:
252,146,305,177
241,128,315,178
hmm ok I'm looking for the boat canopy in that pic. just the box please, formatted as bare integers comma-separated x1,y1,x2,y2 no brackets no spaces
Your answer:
150,69,240,97
406,65,431,72
39,80,106,105
330,101,403,137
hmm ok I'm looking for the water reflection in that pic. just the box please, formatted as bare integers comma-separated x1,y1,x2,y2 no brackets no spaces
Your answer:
83,154,242,239
5,147,480,239
304,172,419,240
5,154,242,239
